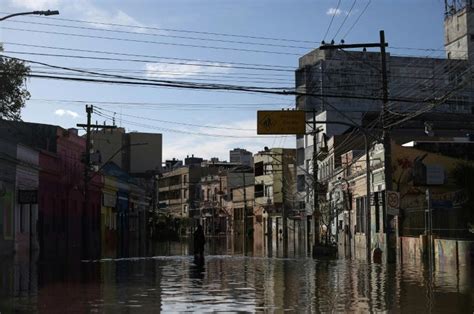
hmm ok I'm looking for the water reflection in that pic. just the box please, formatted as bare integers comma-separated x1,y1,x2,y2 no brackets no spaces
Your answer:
0,237,473,313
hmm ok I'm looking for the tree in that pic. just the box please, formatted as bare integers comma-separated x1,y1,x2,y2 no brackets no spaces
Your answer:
0,46,30,120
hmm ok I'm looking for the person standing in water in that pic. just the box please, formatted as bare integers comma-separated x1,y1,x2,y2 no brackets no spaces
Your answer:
193,224,206,259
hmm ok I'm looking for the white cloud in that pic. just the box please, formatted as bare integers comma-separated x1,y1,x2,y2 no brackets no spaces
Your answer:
54,109,79,119
326,7,342,16
146,62,232,80
9,0,146,32
9,0,60,10
162,119,295,161
70,1,147,32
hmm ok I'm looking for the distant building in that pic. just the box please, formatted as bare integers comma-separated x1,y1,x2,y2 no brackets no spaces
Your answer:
163,158,183,171
253,148,296,241
184,154,203,166
229,148,253,167
158,157,218,223
91,127,162,176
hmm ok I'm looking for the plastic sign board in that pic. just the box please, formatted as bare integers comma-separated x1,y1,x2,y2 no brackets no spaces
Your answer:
257,110,305,135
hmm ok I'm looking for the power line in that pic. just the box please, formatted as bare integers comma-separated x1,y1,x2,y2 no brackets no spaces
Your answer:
2,27,303,56
94,106,256,131
93,110,268,139
323,0,342,41
0,11,319,45
4,19,313,50
3,55,445,103
28,69,292,86
3,42,295,69
342,0,371,39
332,0,357,41
4,55,292,90
4,50,295,73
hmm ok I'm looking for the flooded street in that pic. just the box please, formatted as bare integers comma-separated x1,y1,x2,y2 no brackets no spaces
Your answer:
1,237,473,313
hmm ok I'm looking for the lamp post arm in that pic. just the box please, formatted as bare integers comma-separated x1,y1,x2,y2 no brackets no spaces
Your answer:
0,10,59,21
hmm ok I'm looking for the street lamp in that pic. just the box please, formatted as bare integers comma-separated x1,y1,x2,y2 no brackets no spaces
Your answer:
0,10,59,21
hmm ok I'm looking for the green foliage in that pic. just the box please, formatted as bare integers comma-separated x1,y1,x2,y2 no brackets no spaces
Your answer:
0,49,30,120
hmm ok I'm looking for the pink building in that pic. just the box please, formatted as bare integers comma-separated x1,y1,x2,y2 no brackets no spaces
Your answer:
39,127,102,260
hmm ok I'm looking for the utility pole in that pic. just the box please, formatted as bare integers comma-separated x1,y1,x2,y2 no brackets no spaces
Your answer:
242,170,248,252
312,109,320,247
77,105,116,259
319,31,389,262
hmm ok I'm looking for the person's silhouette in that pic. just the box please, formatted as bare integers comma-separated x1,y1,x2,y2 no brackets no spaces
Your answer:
193,224,206,260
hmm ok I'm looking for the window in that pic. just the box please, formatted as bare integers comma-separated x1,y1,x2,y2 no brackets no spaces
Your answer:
264,185,273,198
183,174,187,184
20,204,25,233
213,188,218,201
374,192,380,233
230,189,234,201
255,161,264,176
206,189,210,200
299,201,305,210
297,175,306,192
264,164,273,174
254,184,264,198
381,191,386,232
297,148,304,165
355,197,366,234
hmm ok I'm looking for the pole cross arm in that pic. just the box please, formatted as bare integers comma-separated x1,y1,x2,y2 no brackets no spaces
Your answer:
319,43,388,50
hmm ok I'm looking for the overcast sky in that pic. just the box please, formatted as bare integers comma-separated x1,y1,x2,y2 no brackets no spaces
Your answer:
0,0,446,161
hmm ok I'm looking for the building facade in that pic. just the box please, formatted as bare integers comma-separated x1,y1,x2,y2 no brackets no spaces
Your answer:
91,128,162,176
229,148,253,167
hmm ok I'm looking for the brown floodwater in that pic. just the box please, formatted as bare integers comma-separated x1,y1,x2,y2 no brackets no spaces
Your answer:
0,237,473,313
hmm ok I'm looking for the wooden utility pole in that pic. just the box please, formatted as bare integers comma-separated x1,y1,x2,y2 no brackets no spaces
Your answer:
312,109,320,246
77,105,116,259
318,31,390,262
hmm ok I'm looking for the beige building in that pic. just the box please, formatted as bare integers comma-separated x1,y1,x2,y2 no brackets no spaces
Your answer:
253,148,297,241
91,128,162,176
158,163,218,220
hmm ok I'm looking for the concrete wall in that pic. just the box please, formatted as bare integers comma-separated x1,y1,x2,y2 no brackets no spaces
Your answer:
92,129,124,168
400,236,474,269
0,140,17,256
129,132,162,174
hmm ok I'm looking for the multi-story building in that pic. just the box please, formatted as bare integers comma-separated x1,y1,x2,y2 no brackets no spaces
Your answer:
253,148,297,241
91,127,162,176
225,167,255,236
158,157,218,223
229,148,253,167
333,137,474,263
295,2,474,231
0,122,103,260
199,174,227,235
